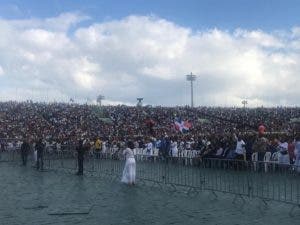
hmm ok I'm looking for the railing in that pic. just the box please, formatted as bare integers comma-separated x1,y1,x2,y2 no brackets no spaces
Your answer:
0,150,20,162
39,150,300,207
1,146,300,211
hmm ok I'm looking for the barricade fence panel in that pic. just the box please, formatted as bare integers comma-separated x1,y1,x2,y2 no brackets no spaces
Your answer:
43,148,300,206
1,144,299,206
0,138,21,162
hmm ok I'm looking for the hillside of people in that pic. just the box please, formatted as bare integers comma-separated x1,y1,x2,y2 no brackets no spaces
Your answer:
1,101,299,141
0,101,300,164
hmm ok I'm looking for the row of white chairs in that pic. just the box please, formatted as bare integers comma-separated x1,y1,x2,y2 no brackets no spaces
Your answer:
251,151,290,172
89,148,201,159
133,148,201,158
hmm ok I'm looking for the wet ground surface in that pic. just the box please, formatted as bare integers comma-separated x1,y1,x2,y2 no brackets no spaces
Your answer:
0,161,300,225
0,162,300,225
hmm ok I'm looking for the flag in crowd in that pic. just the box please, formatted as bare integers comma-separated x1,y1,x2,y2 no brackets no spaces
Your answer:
174,118,192,133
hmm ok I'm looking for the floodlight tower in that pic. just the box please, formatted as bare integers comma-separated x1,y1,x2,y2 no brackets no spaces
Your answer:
242,100,248,109
137,98,143,107
242,100,248,131
186,72,197,108
97,95,105,107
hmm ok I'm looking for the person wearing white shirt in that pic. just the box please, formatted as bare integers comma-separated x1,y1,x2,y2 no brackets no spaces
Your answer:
278,140,290,165
146,141,153,156
234,134,246,160
186,141,191,150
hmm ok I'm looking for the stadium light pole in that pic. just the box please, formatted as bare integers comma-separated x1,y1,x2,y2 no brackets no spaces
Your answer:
137,98,143,107
186,72,196,108
242,100,248,132
97,95,105,107
242,100,248,109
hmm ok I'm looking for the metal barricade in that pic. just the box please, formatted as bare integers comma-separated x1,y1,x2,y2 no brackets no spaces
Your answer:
5,147,300,207
0,138,21,162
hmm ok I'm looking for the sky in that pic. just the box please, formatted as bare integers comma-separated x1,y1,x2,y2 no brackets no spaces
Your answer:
0,0,300,106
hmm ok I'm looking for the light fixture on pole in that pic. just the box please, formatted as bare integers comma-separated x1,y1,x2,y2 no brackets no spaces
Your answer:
242,100,248,131
97,95,105,106
137,98,143,107
186,72,197,107
242,100,248,109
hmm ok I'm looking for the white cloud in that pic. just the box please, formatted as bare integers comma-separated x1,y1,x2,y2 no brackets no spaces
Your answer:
0,13,300,106
44,12,90,31
234,29,284,48
0,65,4,76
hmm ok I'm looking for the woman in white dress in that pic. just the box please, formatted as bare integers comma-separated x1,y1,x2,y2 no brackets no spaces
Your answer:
121,141,136,185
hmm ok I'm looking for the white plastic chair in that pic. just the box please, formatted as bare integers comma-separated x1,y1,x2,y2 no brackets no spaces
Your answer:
252,152,258,171
178,150,182,158
152,148,159,162
136,148,142,161
153,148,159,156
278,152,290,165
271,152,279,161
172,150,178,158
33,150,37,162
142,148,147,161
188,150,194,166
270,152,279,171
264,152,272,172
181,150,186,164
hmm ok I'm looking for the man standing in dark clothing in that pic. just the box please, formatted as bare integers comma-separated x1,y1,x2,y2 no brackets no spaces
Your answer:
76,140,85,175
0,141,4,160
160,136,170,161
21,139,30,166
36,139,44,171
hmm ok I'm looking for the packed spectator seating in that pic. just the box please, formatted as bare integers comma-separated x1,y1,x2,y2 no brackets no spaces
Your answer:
0,101,300,169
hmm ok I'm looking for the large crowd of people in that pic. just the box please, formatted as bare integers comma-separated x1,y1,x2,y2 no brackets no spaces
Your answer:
0,101,300,169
